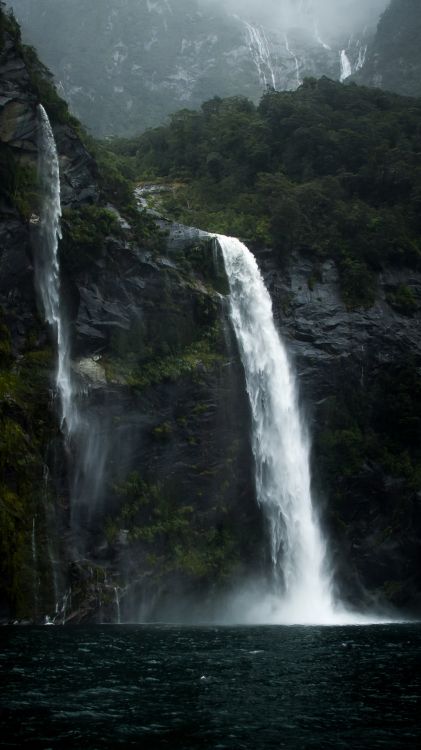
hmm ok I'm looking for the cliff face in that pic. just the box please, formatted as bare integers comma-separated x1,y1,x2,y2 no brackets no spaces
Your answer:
9,0,377,137
259,247,421,612
1,9,421,623
0,19,101,620
356,0,421,97
0,15,261,623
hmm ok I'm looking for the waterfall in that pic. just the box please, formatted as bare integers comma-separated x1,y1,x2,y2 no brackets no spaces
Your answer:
114,587,121,624
36,105,75,434
37,105,106,531
284,34,302,88
355,42,368,71
217,235,342,623
314,22,330,50
340,50,352,82
244,22,277,89
31,516,39,612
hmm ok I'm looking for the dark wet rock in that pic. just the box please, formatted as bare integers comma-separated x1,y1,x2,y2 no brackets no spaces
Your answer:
257,246,421,613
1,19,421,622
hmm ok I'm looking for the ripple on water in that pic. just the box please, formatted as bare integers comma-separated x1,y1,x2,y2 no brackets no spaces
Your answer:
0,625,420,749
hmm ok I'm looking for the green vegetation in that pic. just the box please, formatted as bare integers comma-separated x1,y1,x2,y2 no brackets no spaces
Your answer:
315,359,421,507
104,322,223,389
0,315,58,618
0,145,40,219
60,205,121,272
0,2,20,50
111,81,421,308
22,45,80,129
387,284,419,314
106,473,239,581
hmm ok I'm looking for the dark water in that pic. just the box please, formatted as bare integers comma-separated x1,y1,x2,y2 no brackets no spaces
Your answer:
1,625,420,749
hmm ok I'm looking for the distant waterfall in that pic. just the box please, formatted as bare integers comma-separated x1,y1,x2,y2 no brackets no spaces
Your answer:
314,22,330,50
284,34,302,88
244,22,277,89
36,105,75,433
217,235,336,623
340,49,352,82
355,42,368,71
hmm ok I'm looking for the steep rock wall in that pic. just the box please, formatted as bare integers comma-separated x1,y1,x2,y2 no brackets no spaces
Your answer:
0,19,261,622
258,246,421,612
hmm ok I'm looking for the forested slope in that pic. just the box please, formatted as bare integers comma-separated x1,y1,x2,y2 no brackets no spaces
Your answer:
118,79,421,308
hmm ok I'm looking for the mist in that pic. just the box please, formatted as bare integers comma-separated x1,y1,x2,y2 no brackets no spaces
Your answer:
200,0,389,35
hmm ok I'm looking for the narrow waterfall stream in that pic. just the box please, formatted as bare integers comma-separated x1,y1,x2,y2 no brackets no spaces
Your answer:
217,235,377,624
36,105,74,433
340,49,352,81
244,21,277,89
37,105,108,543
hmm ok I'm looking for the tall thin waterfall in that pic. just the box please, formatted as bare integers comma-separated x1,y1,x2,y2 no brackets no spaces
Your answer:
284,34,302,88
244,22,277,89
36,105,75,433
340,50,352,82
37,105,112,540
217,235,336,623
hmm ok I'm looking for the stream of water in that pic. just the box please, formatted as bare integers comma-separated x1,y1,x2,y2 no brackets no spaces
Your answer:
217,235,387,626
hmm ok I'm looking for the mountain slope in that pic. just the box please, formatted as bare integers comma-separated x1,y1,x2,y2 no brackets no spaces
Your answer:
356,0,421,97
9,0,380,136
0,4,261,622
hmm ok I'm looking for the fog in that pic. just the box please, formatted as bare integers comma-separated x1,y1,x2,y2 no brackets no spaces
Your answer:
201,0,389,34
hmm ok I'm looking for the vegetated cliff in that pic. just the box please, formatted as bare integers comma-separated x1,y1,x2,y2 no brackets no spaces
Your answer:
261,249,421,612
8,0,378,137
0,7,262,623
120,79,421,614
355,0,421,98
1,5,420,622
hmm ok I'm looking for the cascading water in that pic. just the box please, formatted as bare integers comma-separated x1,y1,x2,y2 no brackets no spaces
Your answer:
314,21,330,50
244,22,277,89
284,34,302,88
216,235,385,625
114,587,121,624
37,105,109,533
340,49,352,81
355,42,368,71
217,235,333,622
31,516,39,611
36,105,75,434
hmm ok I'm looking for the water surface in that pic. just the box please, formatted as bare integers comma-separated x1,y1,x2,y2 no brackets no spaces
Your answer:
1,625,420,748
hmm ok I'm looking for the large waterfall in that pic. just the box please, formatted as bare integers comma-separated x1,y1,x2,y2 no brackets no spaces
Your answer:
217,235,369,624
36,105,74,433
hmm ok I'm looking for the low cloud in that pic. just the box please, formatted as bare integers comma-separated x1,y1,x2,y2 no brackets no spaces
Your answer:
200,0,389,35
